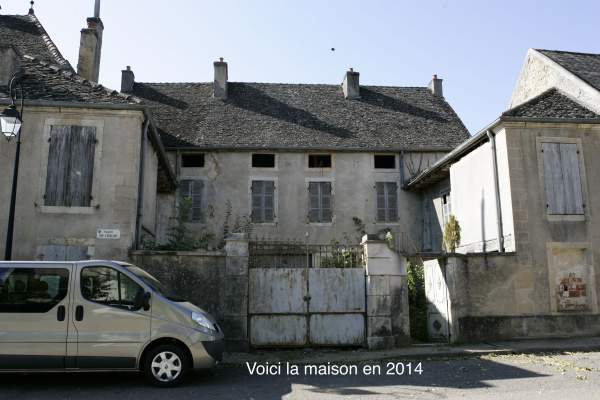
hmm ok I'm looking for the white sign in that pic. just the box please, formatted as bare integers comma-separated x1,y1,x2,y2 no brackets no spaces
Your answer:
97,229,121,240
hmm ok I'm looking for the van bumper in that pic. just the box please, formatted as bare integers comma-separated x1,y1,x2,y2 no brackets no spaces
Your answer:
189,336,225,369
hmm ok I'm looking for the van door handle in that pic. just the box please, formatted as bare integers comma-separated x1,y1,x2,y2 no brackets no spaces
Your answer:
57,305,65,321
75,305,84,321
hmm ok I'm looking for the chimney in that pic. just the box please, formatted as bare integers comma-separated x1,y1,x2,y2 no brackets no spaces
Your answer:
0,47,20,86
77,0,103,82
428,74,443,97
121,66,135,93
342,68,360,99
213,58,228,99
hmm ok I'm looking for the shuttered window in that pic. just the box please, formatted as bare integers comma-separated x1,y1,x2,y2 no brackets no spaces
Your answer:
441,191,451,226
308,181,332,223
251,180,275,223
541,142,584,215
376,182,398,222
180,180,204,222
44,125,96,207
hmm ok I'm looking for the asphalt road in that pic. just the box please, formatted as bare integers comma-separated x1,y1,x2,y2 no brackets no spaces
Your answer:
1,351,599,399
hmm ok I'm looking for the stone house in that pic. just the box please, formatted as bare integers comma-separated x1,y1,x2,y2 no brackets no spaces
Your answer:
0,6,176,261
122,62,469,248
408,49,600,342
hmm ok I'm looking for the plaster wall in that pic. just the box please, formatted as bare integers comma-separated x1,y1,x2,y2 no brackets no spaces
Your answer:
0,106,147,260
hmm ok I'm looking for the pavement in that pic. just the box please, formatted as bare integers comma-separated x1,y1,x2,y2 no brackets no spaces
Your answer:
224,335,600,366
1,336,600,399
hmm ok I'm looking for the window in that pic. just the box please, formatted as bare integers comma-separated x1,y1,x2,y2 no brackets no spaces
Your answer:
308,181,332,222
541,142,584,215
45,125,96,207
374,155,396,169
0,268,69,313
180,180,204,222
441,191,451,226
308,154,332,168
181,153,205,168
252,154,275,168
251,180,275,223
81,267,144,311
376,182,398,222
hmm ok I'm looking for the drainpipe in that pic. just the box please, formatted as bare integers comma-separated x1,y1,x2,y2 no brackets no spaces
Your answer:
134,118,150,250
487,130,505,252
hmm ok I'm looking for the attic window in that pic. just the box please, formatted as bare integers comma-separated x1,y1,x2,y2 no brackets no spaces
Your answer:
374,155,396,169
181,154,205,168
308,154,332,168
252,154,276,168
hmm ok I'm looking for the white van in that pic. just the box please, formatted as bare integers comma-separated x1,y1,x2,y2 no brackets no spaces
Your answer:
0,260,224,387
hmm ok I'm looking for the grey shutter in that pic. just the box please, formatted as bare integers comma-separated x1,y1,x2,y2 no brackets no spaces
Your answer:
263,181,275,222
422,198,432,251
375,182,386,222
560,144,584,215
68,126,96,207
542,142,564,214
542,142,584,215
251,181,262,222
308,182,320,222
320,182,332,222
386,182,398,221
45,126,71,206
191,180,203,222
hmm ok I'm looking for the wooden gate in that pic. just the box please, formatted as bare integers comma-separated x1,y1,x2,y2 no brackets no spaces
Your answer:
248,243,366,347
424,260,451,342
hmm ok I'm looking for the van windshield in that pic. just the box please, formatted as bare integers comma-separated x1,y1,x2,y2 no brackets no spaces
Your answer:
125,266,186,302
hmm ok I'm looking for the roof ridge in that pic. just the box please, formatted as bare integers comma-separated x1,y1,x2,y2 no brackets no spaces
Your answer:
22,54,143,104
536,48,600,57
503,87,598,117
26,13,73,71
138,81,430,89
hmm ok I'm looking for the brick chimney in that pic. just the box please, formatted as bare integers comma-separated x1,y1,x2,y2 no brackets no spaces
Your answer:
121,66,135,93
213,58,228,99
77,0,103,82
428,74,443,97
342,68,360,99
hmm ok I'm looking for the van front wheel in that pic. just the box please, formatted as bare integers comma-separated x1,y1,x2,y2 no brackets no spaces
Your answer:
143,344,190,387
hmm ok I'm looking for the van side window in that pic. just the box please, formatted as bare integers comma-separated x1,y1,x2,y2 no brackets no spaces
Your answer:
0,267,69,313
81,267,144,311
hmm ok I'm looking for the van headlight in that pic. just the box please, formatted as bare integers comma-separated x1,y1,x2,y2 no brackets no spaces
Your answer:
191,312,217,335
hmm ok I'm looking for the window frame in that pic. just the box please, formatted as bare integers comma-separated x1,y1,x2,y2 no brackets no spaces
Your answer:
38,118,104,215
249,178,278,224
536,137,587,222
375,181,399,223
251,153,277,170
179,179,205,223
79,266,145,312
307,178,334,224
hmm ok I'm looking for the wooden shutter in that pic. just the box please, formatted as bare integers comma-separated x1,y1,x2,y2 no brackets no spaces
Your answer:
386,182,398,222
308,182,320,222
263,181,275,222
320,182,332,222
45,126,71,206
375,182,386,222
422,198,432,251
542,142,584,215
68,126,96,207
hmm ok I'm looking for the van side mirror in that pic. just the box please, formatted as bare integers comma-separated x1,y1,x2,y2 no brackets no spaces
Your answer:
142,292,151,311
134,290,151,311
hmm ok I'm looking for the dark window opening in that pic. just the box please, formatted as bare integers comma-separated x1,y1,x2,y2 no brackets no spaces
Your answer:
181,154,205,168
252,154,276,168
374,155,396,169
308,154,332,168
0,268,70,313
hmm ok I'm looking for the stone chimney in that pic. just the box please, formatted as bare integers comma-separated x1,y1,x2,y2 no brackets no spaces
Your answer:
0,47,20,86
428,74,443,97
121,66,135,93
77,0,103,82
342,68,360,99
213,58,228,99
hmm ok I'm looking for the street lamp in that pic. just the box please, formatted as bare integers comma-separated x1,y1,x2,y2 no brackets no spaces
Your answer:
1,70,25,260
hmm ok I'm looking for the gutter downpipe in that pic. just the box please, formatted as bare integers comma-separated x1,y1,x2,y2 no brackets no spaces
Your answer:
134,118,150,250
487,129,505,253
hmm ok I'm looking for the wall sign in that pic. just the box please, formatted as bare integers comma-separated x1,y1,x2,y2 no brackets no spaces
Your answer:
97,229,121,240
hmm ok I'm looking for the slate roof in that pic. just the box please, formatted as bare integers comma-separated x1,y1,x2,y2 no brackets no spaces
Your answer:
130,81,470,151
538,49,600,92
0,14,72,70
502,88,599,119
